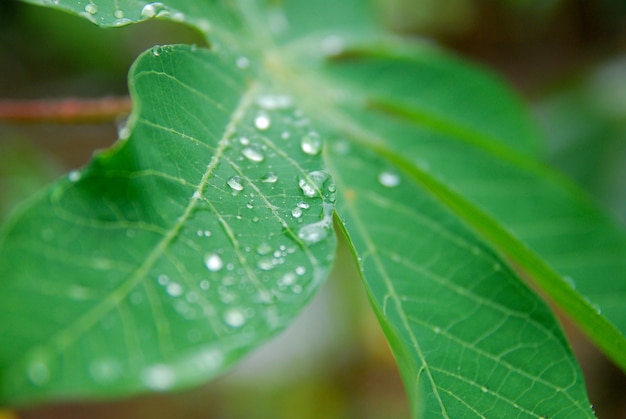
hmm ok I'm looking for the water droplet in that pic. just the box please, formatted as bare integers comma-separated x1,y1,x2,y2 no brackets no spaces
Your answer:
295,266,306,275
239,136,250,146
254,112,271,130
114,10,125,19
292,284,303,294
141,2,169,18
256,242,272,255
291,207,303,218
378,171,400,188
278,272,297,287
199,280,210,290
142,364,175,390
481,386,488,393
298,221,329,244
433,326,441,334
257,258,275,271
223,308,246,328
227,176,244,192
204,253,223,272
301,131,322,155
27,360,50,386
68,170,81,183
236,56,250,69
328,184,336,192
151,46,162,56
321,35,345,56
261,172,278,183
298,178,316,197
166,282,183,297
242,145,265,162
281,131,291,140
90,359,121,383
157,274,170,286
296,201,310,210
84,3,97,14
256,94,292,110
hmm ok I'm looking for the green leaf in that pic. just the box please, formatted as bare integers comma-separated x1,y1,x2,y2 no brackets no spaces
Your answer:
327,145,593,418
4,0,626,416
0,44,336,405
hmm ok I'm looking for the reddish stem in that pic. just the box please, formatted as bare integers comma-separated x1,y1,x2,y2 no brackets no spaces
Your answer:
0,97,132,123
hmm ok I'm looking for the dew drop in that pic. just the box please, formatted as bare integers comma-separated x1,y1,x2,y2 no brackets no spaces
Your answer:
321,35,345,56
257,94,292,110
242,145,265,162
199,280,210,290
256,242,272,255
298,178,317,198
254,112,271,130
142,364,175,390
298,221,329,244
204,253,223,272
166,282,183,297
378,171,400,188
68,170,81,183
27,360,50,386
257,258,275,271
291,207,303,218
151,46,162,56
236,56,250,69
239,136,250,146
84,3,97,14
114,10,125,19
295,266,306,275
223,308,246,328
227,176,244,192
481,386,488,393
157,274,170,286
278,272,297,287
281,131,291,140
261,172,278,183
141,2,168,18
301,131,322,155
297,201,310,209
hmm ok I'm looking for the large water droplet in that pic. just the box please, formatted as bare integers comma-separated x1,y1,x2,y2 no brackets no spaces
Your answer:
84,3,97,14
378,171,400,188
298,178,316,197
142,364,175,390
254,112,271,130
291,207,303,218
204,253,223,272
141,2,169,18
301,132,322,155
227,176,244,192
224,308,246,328
242,145,265,162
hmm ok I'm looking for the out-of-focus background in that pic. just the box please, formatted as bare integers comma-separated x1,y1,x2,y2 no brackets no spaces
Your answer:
0,0,625,417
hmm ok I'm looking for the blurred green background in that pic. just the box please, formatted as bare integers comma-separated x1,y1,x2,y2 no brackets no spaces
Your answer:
0,0,625,417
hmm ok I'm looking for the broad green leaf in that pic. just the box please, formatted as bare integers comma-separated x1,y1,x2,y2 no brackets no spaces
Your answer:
0,44,336,405
327,144,594,418
304,40,626,359
5,0,626,416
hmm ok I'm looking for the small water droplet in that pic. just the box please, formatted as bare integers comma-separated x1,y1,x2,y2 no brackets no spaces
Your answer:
114,10,125,19
261,172,278,183
256,242,272,255
278,272,297,287
298,178,316,197
301,131,322,155
254,112,271,130
297,201,310,209
166,282,183,297
236,56,250,69
227,176,244,192
199,280,210,290
68,170,81,183
239,136,250,146
292,284,303,294
242,145,265,162
281,131,291,140
84,3,97,14
223,308,246,328
481,386,488,393
321,35,345,56
27,360,50,386
295,266,306,275
291,207,303,218
204,253,223,272
256,94,292,110
142,364,175,390
433,326,441,334
151,46,162,56
157,274,170,285
257,258,275,271
378,171,400,188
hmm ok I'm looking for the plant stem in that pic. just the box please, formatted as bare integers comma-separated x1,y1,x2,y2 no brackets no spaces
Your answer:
0,97,131,123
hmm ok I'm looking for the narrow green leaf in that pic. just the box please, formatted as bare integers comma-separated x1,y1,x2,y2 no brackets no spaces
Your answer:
327,145,594,418
0,44,336,405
